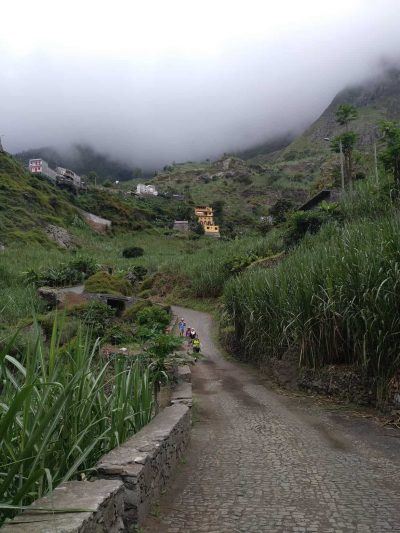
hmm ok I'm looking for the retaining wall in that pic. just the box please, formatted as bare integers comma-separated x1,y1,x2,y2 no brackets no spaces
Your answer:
2,366,192,532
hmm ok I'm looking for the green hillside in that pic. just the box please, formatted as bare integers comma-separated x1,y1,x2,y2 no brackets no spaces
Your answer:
248,68,400,187
151,69,400,219
0,152,78,243
0,151,197,244
152,157,308,235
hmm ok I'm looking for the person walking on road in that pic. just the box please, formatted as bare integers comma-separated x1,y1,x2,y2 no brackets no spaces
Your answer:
178,318,186,336
192,337,201,354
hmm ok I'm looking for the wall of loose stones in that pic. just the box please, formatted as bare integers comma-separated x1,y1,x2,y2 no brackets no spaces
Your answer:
2,365,193,532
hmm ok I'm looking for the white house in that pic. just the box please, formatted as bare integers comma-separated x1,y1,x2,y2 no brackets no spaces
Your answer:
136,183,158,196
29,159,57,180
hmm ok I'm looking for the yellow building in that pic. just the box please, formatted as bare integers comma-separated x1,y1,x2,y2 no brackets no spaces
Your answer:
195,206,220,236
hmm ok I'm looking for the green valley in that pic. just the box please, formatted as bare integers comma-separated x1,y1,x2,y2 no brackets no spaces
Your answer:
3,65,400,528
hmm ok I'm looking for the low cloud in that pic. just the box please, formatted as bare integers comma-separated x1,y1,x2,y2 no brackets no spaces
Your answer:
1,0,400,169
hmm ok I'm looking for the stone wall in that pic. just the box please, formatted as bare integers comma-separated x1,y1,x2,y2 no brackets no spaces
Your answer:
3,366,192,532
2,480,125,533
96,402,191,527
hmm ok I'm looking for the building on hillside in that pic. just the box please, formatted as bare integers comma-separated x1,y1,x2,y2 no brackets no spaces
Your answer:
194,206,220,237
29,159,57,180
136,183,158,196
55,167,82,190
173,220,189,233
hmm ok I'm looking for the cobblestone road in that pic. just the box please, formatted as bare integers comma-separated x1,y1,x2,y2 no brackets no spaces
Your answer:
143,307,400,532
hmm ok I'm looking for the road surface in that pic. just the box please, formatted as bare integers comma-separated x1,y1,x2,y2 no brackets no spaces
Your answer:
143,306,400,532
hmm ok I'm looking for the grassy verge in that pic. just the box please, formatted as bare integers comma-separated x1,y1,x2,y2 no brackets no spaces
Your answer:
0,323,152,524
152,176,400,405
223,179,400,404
0,303,183,524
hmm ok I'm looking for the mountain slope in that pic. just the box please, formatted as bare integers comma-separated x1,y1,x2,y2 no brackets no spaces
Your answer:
235,132,296,160
248,67,400,186
282,68,400,160
152,157,308,235
0,152,77,243
0,152,195,244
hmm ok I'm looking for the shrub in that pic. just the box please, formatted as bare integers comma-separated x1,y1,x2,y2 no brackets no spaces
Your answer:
130,265,148,280
223,251,260,274
284,210,331,247
140,275,155,291
105,322,134,344
138,289,152,299
122,246,144,258
70,300,116,337
124,265,148,287
24,256,98,287
235,173,252,185
123,300,153,322
84,271,132,296
269,198,294,224
136,306,170,330
189,221,205,236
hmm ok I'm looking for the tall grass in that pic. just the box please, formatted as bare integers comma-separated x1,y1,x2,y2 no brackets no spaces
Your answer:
162,232,283,298
224,214,400,402
0,319,153,523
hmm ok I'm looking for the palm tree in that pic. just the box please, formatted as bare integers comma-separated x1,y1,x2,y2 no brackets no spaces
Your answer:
335,103,358,131
331,104,358,187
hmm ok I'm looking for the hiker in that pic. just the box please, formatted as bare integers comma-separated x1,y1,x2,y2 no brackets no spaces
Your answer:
178,318,186,336
192,337,201,354
189,328,197,340
185,327,191,338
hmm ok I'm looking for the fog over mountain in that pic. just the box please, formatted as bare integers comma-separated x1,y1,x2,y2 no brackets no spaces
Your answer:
1,0,400,169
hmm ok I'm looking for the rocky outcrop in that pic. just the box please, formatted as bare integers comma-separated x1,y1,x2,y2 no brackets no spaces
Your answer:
82,211,112,233
45,224,74,248
37,286,66,308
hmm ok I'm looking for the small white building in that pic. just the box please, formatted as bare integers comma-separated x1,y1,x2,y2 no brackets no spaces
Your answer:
136,183,158,196
29,159,57,180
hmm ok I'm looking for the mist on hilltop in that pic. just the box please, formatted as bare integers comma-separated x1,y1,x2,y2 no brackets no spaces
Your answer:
1,0,400,171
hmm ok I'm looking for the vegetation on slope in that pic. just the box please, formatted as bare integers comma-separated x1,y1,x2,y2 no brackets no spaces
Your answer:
152,156,308,235
153,129,400,406
0,310,181,524
224,187,399,402
0,153,77,243
3,86,400,519
248,68,400,188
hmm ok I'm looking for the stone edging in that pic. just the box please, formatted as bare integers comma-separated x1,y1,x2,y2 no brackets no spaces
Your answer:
2,364,193,532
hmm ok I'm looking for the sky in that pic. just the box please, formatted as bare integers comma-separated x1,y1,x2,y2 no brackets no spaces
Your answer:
1,0,400,169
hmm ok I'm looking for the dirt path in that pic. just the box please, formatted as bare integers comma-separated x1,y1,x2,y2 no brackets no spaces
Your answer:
143,307,400,532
